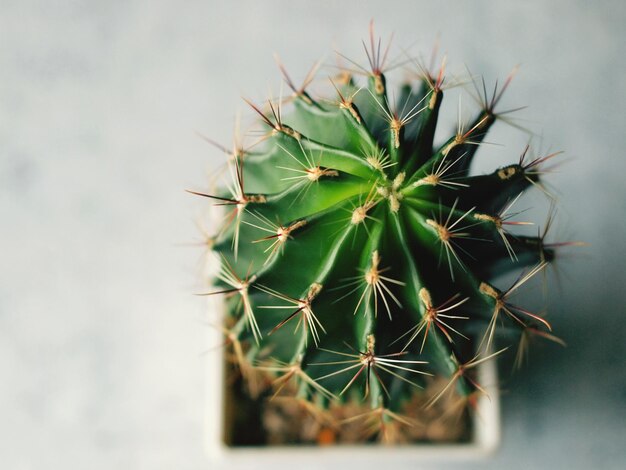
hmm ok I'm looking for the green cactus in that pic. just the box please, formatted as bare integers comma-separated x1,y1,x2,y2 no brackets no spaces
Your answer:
193,24,572,444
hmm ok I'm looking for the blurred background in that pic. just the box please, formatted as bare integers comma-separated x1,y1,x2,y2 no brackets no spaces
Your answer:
1,0,625,468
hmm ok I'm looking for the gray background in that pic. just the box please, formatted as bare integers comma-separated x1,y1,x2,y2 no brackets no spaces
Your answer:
1,0,625,468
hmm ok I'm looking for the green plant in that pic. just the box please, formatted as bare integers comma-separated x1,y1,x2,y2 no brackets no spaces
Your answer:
193,24,571,444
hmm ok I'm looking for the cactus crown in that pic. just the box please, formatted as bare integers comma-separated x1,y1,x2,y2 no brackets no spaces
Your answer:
194,23,572,444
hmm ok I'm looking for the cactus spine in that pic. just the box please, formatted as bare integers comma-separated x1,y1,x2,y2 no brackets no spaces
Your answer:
193,24,571,444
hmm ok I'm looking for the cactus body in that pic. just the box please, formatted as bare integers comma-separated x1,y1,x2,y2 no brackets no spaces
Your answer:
195,26,567,444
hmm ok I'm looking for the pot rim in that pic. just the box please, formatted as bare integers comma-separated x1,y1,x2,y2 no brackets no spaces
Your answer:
204,307,500,463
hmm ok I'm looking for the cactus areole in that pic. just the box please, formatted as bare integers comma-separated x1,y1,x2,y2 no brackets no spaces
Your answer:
193,24,569,446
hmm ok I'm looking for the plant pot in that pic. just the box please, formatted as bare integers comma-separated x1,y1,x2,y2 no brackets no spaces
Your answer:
204,302,500,466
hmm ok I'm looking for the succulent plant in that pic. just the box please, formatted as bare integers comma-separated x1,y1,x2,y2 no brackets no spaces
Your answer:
192,23,572,444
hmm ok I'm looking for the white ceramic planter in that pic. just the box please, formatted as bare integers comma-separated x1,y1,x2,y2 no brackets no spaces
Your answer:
204,315,500,468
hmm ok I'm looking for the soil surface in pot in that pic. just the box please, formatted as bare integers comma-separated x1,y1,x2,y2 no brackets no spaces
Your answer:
223,363,472,446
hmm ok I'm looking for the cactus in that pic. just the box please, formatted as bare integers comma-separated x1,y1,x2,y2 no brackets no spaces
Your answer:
193,23,573,445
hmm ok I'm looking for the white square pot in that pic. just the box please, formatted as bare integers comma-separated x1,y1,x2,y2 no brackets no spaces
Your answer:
204,318,500,468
